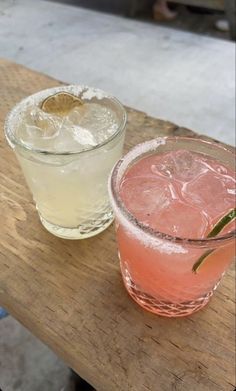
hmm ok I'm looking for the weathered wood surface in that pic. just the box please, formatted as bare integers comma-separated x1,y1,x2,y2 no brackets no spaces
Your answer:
0,58,235,391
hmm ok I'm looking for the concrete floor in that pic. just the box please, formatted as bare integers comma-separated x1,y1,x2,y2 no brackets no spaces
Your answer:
0,1,235,390
0,316,70,391
0,0,235,145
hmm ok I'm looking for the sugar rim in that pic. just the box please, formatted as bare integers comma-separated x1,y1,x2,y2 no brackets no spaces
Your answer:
4,85,127,155
109,136,236,248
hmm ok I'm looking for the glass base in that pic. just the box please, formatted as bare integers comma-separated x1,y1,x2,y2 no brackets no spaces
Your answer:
39,211,114,239
122,273,213,317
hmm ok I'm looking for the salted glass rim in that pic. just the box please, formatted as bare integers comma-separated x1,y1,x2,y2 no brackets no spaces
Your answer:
109,136,236,247
4,85,127,156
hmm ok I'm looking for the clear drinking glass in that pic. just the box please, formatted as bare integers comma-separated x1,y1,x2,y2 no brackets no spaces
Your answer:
109,137,235,317
5,85,126,239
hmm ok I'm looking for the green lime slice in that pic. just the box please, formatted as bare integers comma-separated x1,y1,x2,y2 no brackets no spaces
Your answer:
192,249,214,273
192,208,236,273
207,208,236,238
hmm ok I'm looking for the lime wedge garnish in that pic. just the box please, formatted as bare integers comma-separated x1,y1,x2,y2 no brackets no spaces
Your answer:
207,208,236,238
192,249,214,273
192,208,236,273
41,92,83,116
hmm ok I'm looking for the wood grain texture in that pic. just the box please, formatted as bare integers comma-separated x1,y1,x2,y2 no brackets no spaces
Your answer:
0,58,235,391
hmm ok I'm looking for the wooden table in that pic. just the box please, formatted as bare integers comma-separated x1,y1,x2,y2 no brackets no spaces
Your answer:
0,59,235,391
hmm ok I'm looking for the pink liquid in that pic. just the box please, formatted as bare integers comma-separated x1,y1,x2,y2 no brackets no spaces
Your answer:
117,150,235,316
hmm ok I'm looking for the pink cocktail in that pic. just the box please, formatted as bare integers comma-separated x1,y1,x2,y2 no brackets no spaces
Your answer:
109,137,235,317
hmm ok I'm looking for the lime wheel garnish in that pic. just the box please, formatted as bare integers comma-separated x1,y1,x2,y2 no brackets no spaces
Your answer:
41,91,83,116
192,208,236,273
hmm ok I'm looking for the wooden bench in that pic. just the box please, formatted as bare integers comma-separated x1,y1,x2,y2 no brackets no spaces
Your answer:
0,58,235,391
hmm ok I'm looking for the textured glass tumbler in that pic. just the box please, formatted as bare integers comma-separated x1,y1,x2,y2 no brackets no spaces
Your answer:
109,137,235,317
5,85,127,239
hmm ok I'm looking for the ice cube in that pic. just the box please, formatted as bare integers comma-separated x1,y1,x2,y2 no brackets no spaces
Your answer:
17,101,118,152
17,106,63,148
67,106,87,123
120,176,171,223
59,117,97,147
149,200,209,238
25,106,61,138
18,124,44,147
182,170,235,218
71,125,97,146
67,103,118,144
151,150,206,182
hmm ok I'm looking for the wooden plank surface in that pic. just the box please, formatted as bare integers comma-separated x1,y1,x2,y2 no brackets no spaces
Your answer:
0,58,235,391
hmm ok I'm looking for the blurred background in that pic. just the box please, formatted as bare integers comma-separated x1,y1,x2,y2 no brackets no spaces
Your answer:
0,0,235,390
51,0,236,39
